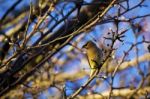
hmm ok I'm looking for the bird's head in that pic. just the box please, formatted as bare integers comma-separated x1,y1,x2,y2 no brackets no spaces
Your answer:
82,41,95,49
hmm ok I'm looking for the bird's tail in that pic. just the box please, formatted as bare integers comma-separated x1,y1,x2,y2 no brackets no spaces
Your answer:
90,68,100,77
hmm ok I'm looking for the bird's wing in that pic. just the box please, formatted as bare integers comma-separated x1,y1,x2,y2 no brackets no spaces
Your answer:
94,48,103,66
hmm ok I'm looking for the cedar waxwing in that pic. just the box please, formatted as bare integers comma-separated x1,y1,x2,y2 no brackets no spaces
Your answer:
83,41,103,77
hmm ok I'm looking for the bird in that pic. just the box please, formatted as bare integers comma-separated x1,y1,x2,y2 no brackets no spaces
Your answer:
82,41,103,77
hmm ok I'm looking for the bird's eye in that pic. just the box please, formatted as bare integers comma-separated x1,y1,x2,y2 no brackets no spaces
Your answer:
82,43,88,48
